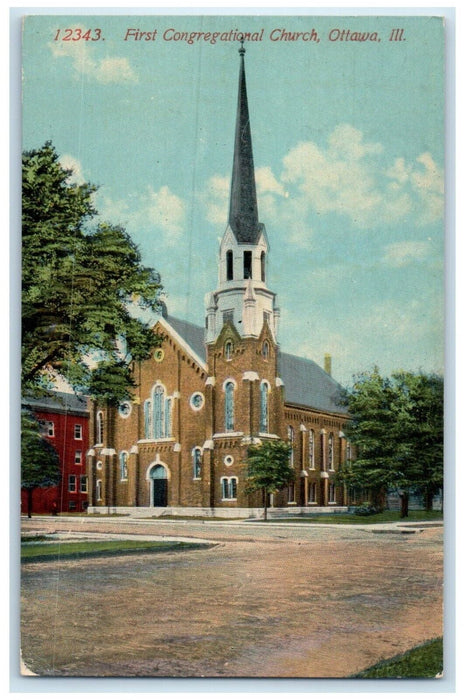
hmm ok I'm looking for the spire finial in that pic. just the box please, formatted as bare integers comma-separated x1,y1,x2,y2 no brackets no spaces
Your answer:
238,34,245,56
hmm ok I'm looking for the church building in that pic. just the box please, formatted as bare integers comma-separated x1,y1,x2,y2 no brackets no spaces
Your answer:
87,45,351,517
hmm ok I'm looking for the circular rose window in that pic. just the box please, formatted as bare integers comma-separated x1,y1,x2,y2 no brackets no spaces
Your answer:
190,392,205,411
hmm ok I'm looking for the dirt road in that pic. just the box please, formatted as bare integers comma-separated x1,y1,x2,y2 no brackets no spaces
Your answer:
20,517,443,678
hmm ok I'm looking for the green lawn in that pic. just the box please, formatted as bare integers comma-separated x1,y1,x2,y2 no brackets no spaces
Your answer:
21,539,211,562
354,637,443,678
271,510,443,525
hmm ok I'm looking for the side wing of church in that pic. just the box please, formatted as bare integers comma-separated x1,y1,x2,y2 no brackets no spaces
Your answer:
87,44,352,517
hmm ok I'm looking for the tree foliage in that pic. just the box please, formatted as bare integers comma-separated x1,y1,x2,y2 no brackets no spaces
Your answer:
338,368,444,514
22,142,163,404
245,439,294,520
21,410,61,517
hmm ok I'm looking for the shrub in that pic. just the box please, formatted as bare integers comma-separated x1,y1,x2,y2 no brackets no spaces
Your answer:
353,502,382,516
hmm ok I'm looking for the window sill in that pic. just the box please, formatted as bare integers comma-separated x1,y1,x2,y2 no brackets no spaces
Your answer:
287,501,297,505
221,498,237,502
193,477,201,481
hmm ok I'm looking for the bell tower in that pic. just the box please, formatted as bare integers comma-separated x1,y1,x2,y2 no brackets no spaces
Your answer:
205,41,280,345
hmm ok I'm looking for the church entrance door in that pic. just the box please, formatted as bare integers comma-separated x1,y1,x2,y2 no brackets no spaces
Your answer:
149,465,168,507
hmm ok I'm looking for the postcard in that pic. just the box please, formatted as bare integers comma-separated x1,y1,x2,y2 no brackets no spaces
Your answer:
20,13,446,681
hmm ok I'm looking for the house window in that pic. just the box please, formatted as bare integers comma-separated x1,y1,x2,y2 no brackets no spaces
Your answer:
243,250,252,279
192,447,202,479
288,425,294,468
226,250,233,281
96,480,102,501
260,381,269,433
262,340,270,360
74,450,82,465
221,477,238,500
68,475,77,493
225,381,235,431
261,251,266,282
96,460,102,471
74,424,82,440
328,433,334,470
119,451,128,480
309,429,315,469
225,340,233,361
80,475,88,493
68,501,76,511
96,412,104,444
39,420,55,437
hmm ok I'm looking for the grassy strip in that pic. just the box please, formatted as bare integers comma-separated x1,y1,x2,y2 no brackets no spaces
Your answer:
21,539,211,562
269,510,443,525
353,638,443,678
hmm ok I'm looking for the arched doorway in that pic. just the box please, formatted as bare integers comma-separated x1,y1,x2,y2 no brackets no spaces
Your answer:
149,465,168,507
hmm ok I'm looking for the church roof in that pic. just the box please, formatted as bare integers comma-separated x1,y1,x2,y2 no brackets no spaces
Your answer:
165,315,347,415
278,351,348,415
228,44,262,245
166,316,208,364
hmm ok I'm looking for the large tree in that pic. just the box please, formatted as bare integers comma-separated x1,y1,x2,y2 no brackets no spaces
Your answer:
21,410,61,518
22,142,163,404
244,439,294,521
338,368,443,516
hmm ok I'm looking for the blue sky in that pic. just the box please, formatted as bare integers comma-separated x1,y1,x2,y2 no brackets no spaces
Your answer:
22,14,444,386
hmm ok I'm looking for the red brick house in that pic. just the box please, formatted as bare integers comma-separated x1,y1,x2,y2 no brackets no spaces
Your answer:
87,46,351,517
21,392,89,514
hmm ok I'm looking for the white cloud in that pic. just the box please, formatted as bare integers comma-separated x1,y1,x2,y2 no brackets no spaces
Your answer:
202,174,230,226
96,186,186,246
49,32,137,84
279,125,443,229
382,240,432,268
59,154,85,185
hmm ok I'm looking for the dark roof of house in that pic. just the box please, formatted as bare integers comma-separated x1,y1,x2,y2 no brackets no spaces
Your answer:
165,316,347,415
22,391,89,416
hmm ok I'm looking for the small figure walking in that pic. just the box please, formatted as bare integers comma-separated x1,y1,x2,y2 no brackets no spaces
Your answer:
51,501,58,516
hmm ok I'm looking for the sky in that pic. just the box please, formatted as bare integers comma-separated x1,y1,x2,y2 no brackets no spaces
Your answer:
21,13,445,387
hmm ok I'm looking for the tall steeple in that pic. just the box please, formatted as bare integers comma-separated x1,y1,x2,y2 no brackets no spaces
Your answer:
228,41,261,245
205,42,279,345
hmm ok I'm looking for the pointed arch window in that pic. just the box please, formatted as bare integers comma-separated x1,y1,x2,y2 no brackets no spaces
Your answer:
192,447,202,479
96,411,104,445
308,429,315,470
226,250,233,281
328,433,334,470
225,381,235,431
153,385,165,439
225,340,233,361
144,400,152,438
261,251,266,282
243,250,252,279
262,340,270,360
260,381,269,433
164,397,172,438
288,425,294,468
119,451,128,481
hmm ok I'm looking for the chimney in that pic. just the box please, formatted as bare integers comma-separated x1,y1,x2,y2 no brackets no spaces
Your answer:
324,353,332,376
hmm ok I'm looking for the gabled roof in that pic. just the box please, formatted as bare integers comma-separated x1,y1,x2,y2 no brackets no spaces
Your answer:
278,351,348,415
22,391,89,416
163,316,207,366
165,315,347,415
